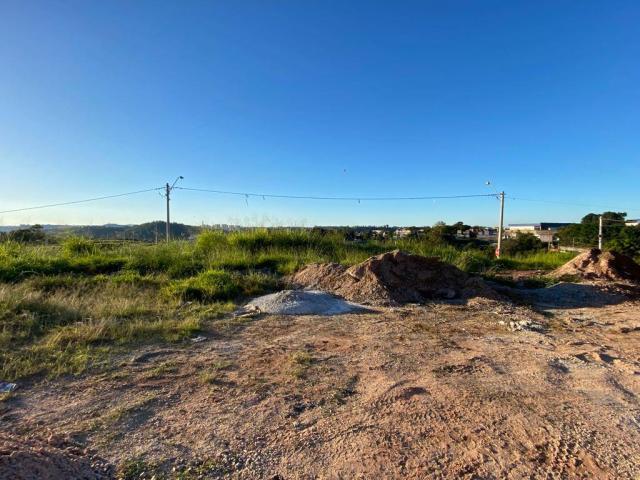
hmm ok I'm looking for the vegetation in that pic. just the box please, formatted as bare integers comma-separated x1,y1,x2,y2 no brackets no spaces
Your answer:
559,212,640,257
0,224,46,243
500,233,544,257
0,227,576,381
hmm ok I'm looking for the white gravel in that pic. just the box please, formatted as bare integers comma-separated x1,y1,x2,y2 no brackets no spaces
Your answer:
243,290,369,315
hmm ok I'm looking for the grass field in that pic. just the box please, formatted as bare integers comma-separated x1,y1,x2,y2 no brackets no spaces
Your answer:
0,229,576,381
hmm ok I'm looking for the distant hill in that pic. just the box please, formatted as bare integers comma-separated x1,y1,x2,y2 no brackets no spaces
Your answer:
66,221,202,242
0,222,202,242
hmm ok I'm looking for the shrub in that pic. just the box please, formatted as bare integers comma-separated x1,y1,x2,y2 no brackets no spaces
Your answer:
195,230,228,254
500,233,544,256
62,237,96,256
125,242,203,277
164,270,240,302
454,250,493,273
164,269,278,302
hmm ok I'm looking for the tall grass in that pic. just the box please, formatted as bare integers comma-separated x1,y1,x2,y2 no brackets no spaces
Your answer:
495,251,576,271
0,229,577,282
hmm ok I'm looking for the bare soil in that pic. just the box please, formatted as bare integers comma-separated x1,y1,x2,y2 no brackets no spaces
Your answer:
553,248,640,283
2,286,640,479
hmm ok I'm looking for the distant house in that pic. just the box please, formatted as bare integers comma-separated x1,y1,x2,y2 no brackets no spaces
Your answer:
506,223,573,243
625,219,640,227
475,227,498,240
393,228,414,238
456,227,497,241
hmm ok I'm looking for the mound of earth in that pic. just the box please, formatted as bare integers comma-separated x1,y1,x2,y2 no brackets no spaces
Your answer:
290,250,496,305
243,290,369,315
553,249,640,283
0,432,111,480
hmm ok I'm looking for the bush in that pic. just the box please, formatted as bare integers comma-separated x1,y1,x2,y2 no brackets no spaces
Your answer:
500,233,544,256
164,270,240,302
66,237,97,256
454,250,493,273
62,237,96,256
125,242,203,278
164,269,278,302
227,229,338,255
1,225,46,243
195,230,228,254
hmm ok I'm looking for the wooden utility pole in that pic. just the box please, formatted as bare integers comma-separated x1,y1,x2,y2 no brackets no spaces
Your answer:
163,176,184,242
496,191,505,258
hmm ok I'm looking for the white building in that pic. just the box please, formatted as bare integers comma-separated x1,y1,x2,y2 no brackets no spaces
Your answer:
506,223,572,243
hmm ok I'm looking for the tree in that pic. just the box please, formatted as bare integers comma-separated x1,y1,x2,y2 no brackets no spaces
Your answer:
500,233,544,256
1,225,46,243
559,212,626,248
581,211,626,224
607,225,640,257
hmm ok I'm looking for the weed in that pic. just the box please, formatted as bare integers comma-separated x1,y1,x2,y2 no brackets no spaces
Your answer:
144,361,179,379
198,360,232,385
0,391,13,403
61,236,97,256
164,270,240,302
117,457,160,480
290,351,314,379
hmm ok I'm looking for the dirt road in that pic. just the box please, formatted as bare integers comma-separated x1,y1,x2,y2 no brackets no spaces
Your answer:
2,287,640,479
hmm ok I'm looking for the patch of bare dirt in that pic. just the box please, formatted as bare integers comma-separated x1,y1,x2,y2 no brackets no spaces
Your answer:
291,250,496,305
0,431,111,479
553,248,640,283
3,292,640,479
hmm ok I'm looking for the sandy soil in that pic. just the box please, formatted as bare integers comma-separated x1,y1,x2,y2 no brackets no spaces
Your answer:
2,285,640,479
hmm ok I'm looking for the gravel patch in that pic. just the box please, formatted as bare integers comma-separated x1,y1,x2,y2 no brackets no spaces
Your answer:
243,290,369,315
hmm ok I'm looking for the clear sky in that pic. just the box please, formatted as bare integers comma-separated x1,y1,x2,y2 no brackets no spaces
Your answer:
1,0,639,227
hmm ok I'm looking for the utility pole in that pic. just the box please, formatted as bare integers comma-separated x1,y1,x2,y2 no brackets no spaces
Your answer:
598,215,603,250
163,176,184,242
165,183,171,242
496,191,505,258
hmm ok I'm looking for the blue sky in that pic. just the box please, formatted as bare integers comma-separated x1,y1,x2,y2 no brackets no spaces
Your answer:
1,0,639,227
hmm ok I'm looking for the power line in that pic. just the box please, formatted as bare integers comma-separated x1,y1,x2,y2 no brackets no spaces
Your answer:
0,187,164,214
174,186,496,202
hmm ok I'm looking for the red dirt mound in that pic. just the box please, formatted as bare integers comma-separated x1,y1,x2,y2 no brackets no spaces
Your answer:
290,250,496,305
552,249,640,283
0,432,111,480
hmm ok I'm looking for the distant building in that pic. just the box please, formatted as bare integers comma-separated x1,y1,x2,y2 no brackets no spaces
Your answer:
456,227,497,240
625,219,640,227
506,223,573,243
393,228,414,238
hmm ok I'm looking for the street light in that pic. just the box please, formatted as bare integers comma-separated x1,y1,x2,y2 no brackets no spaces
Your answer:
164,176,184,242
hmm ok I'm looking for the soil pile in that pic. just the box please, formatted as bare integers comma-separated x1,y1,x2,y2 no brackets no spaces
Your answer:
553,249,640,283
290,250,495,305
0,432,111,480
243,290,369,315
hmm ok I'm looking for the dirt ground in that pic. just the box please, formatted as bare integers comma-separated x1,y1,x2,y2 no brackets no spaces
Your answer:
2,284,640,479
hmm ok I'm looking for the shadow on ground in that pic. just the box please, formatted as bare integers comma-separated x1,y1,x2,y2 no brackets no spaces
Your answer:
512,282,629,309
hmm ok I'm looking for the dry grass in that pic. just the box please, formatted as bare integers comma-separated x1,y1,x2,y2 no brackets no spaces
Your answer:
289,350,314,379
0,279,231,380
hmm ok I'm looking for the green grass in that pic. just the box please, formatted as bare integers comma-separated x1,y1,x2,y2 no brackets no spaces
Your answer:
495,251,577,270
0,229,577,381
289,350,314,379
